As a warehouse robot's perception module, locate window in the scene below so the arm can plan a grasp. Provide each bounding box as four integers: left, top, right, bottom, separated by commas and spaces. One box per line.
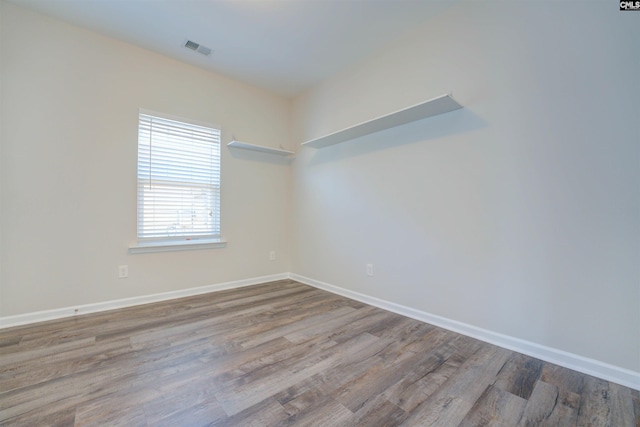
131, 110, 223, 253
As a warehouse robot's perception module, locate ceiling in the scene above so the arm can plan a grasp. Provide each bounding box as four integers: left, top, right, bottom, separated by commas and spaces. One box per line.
9, 0, 455, 98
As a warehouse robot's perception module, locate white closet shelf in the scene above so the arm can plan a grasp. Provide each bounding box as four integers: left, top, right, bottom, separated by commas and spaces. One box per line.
227, 140, 294, 156
302, 93, 463, 149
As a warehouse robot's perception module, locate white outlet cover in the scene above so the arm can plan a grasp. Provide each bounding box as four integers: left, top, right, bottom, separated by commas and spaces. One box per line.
118, 265, 129, 279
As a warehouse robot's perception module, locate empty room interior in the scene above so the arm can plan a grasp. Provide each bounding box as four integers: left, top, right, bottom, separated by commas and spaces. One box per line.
1, 0, 639, 425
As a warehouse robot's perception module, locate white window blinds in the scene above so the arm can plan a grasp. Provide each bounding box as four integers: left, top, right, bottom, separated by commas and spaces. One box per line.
137, 111, 221, 242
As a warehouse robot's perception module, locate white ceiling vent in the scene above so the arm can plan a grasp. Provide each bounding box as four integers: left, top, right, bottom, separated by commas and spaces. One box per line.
184, 40, 212, 56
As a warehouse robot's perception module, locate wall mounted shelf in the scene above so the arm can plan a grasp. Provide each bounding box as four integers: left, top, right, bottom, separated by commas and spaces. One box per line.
227, 140, 294, 156
301, 93, 463, 149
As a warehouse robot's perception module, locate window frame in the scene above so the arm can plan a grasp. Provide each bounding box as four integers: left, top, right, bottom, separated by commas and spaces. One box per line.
129, 109, 226, 254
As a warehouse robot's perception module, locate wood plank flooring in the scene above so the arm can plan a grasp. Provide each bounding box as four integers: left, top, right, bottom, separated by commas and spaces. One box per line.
1, 280, 638, 426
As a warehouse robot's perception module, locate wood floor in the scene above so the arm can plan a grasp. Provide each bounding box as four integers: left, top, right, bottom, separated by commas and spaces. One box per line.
1, 280, 638, 426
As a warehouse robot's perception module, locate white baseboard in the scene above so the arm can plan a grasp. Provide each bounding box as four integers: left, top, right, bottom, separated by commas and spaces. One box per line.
2, 271, 637, 391
0, 273, 289, 329
290, 273, 640, 391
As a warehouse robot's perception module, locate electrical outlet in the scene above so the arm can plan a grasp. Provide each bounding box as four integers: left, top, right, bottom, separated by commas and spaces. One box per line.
366, 263, 374, 277
269, 251, 276, 261
118, 265, 129, 279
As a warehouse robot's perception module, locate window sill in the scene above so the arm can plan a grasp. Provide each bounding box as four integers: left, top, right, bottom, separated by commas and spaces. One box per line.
129, 238, 227, 254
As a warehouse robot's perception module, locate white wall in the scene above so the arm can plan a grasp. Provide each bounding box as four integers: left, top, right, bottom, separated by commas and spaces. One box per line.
0, 1, 4, 317
291, 1, 640, 373
0, 0, 5, 320
0, 2, 291, 316
1, 0, 638, 381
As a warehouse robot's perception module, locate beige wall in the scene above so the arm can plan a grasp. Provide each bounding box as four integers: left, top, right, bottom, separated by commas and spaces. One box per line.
291, 1, 640, 372
1, 0, 638, 377
0, 2, 292, 316
0, 1, 3, 317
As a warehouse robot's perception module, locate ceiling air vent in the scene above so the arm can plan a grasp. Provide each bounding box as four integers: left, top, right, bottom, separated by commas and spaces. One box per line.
184, 40, 212, 56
